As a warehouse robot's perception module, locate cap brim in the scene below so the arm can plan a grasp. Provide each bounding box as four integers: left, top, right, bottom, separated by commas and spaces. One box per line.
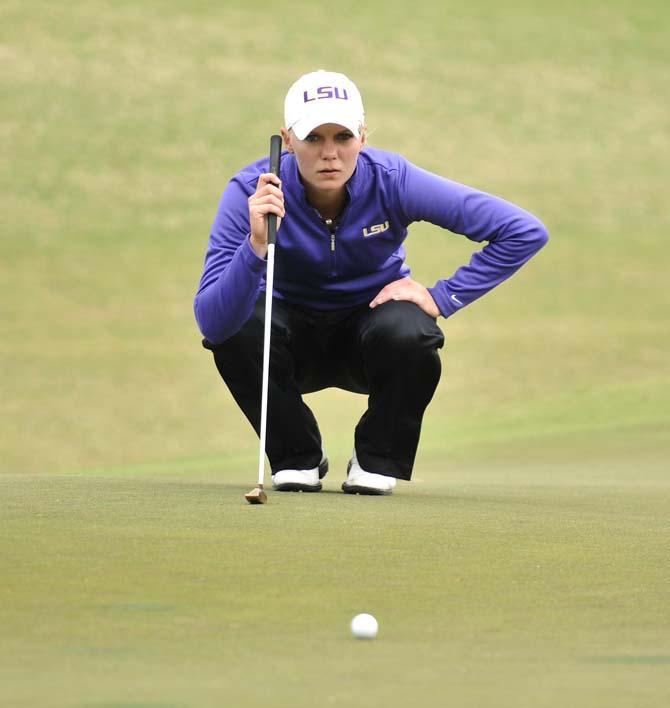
289, 105, 363, 140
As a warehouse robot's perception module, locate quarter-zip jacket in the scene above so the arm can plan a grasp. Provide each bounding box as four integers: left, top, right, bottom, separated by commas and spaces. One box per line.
195, 147, 548, 344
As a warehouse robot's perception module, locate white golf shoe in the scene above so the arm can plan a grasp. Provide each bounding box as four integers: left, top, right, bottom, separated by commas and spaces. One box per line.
341, 451, 397, 496
272, 456, 328, 492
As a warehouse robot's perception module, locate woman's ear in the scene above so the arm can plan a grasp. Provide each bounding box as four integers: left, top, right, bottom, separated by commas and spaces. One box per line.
280, 128, 294, 153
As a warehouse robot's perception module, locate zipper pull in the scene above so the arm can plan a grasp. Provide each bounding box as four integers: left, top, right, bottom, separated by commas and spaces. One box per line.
324, 218, 336, 252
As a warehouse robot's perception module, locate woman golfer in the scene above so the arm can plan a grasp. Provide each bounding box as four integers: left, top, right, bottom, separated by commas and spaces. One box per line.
194, 70, 548, 495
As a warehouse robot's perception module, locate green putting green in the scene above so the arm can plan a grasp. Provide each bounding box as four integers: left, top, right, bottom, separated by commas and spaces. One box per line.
2, 454, 669, 707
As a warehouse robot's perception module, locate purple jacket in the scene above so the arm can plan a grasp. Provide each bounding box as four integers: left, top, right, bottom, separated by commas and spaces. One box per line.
195, 147, 548, 344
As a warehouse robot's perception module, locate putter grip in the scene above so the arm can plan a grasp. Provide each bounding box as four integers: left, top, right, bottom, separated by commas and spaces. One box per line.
267, 134, 282, 246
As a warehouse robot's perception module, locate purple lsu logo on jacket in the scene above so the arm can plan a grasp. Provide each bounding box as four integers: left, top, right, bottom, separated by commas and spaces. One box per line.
363, 221, 390, 238
303, 86, 349, 103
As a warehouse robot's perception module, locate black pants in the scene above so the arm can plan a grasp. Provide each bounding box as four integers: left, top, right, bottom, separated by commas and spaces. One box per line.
204, 297, 444, 480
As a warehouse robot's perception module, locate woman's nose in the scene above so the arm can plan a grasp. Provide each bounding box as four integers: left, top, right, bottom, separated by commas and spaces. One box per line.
321, 140, 337, 158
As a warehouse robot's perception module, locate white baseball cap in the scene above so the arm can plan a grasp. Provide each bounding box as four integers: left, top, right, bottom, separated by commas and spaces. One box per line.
284, 70, 365, 140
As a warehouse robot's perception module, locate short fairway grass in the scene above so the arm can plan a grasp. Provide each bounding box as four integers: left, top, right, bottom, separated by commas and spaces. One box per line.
2, 0, 669, 705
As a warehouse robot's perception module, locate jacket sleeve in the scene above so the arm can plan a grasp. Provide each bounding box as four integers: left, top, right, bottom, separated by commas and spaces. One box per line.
193, 175, 266, 344
396, 158, 549, 318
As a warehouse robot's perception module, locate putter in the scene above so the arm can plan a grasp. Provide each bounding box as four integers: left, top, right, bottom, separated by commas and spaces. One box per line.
245, 134, 283, 505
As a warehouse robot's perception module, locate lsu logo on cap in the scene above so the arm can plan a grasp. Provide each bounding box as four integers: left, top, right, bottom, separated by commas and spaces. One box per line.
303, 86, 350, 103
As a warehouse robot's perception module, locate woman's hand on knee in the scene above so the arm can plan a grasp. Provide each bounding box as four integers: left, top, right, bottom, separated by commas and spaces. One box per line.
369, 278, 440, 318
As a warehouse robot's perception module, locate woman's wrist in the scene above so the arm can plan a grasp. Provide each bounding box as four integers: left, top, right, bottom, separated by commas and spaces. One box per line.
249, 234, 268, 259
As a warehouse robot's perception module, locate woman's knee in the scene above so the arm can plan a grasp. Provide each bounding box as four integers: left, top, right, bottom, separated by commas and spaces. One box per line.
360, 301, 444, 355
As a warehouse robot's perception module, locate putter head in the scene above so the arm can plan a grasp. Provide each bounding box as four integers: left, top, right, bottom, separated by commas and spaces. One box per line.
244, 486, 267, 505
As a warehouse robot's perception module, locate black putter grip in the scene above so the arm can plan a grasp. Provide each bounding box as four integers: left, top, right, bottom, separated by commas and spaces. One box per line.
267, 134, 282, 245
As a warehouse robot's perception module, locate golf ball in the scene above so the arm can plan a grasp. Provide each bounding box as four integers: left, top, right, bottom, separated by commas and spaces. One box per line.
350, 613, 378, 639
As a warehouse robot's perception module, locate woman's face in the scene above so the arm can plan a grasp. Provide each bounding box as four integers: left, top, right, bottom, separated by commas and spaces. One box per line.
282, 123, 366, 198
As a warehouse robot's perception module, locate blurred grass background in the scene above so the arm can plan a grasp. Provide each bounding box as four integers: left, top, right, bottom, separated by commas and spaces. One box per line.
1, 0, 668, 476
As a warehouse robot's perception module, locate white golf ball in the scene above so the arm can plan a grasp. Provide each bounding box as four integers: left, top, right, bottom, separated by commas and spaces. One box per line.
350, 613, 378, 639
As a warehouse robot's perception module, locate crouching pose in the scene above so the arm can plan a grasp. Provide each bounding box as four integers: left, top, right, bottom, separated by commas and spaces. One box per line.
194, 70, 548, 495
